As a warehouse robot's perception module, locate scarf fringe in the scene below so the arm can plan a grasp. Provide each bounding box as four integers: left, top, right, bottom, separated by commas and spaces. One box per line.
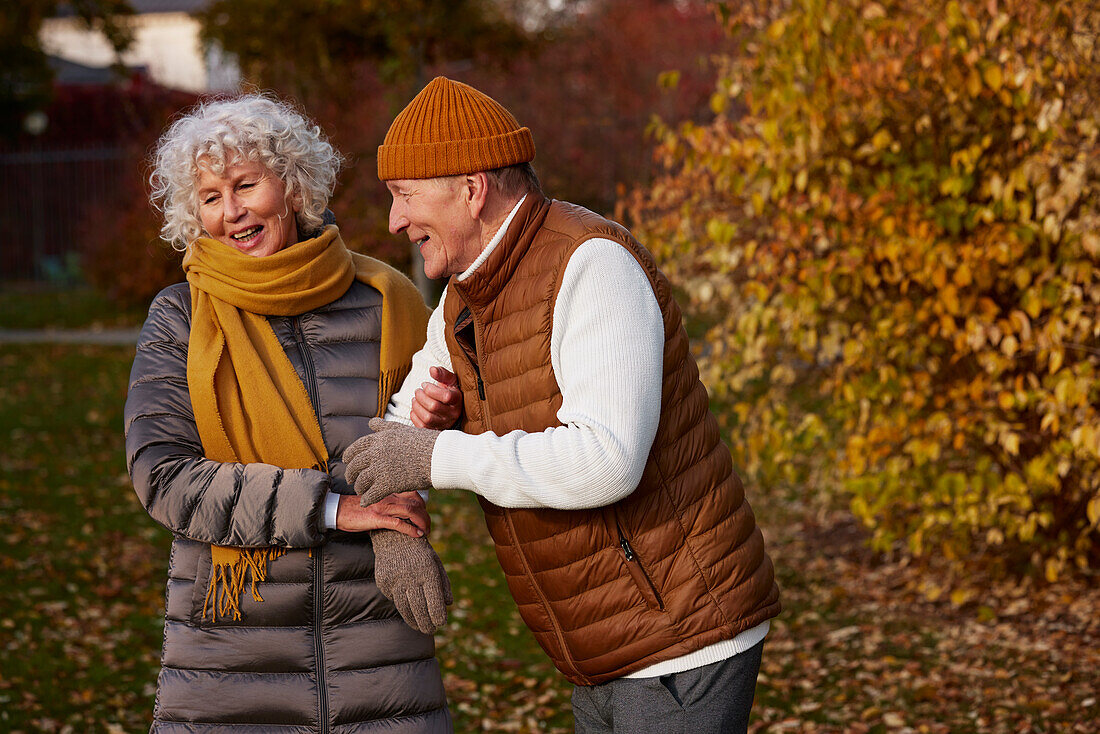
203, 547, 288, 622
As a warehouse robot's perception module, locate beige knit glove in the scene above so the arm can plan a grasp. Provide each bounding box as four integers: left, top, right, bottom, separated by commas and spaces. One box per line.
344, 418, 440, 506
370, 528, 453, 634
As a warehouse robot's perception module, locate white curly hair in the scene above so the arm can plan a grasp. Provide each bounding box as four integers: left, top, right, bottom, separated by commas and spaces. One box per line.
149, 93, 342, 251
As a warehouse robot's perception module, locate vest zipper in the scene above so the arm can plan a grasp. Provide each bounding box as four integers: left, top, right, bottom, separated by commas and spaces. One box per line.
285, 316, 330, 732
455, 305, 489, 410
615, 522, 665, 611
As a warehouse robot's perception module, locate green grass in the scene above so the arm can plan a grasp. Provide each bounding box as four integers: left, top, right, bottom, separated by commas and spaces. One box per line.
0, 344, 165, 733
2, 333, 1095, 733
0, 285, 147, 330
0, 342, 571, 733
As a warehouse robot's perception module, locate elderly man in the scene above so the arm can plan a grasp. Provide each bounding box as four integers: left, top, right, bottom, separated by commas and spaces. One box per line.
345, 76, 780, 734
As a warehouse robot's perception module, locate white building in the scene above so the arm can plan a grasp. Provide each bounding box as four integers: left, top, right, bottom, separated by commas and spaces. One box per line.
40, 0, 239, 93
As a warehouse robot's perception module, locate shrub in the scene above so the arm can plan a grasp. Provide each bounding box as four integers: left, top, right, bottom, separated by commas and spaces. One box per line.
79, 148, 184, 309
628, 0, 1100, 583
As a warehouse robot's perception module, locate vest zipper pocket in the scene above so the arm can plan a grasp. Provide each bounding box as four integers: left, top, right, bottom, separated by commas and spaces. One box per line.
616, 524, 665, 611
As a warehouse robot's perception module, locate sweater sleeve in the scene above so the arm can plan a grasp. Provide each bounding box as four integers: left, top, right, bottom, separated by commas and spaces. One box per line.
429, 239, 664, 509
384, 286, 455, 427
124, 286, 331, 548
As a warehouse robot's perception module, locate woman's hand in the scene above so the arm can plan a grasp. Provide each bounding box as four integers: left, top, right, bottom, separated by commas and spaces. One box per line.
335, 491, 430, 537
410, 366, 463, 430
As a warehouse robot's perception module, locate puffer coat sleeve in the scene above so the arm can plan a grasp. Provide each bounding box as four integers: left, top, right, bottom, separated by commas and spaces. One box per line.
126, 283, 329, 549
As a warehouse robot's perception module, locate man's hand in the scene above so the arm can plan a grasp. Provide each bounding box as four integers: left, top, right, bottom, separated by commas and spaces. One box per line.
344, 417, 439, 506
411, 366, 463, 430
371, 529, 453, 634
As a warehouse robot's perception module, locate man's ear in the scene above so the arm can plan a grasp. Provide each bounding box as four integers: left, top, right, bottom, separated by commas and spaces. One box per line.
463, 172, 490, 219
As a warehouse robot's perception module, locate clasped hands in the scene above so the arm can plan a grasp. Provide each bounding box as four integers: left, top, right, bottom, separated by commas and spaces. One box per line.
343, 366, 460, 636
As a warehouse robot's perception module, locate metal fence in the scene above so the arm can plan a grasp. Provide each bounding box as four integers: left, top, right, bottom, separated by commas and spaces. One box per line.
0, 145, 133, 283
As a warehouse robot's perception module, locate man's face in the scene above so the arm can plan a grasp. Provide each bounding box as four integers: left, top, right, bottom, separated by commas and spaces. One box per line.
387, 177, 481, 280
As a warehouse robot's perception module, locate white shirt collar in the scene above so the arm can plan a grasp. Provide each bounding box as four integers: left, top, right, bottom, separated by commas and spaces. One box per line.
456, 195, 527, 282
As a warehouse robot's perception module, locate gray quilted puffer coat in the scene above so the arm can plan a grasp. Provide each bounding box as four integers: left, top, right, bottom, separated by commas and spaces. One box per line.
125, 281, 452, 733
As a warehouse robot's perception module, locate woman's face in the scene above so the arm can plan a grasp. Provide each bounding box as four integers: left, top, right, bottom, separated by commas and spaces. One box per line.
196, 158, 299, 257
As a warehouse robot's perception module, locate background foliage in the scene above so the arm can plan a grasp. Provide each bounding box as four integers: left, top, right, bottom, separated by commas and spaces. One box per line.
6, 1, 1100, 729
629, 0, 1100, 589
0, 0, 134, 140
64, 0, 729, 304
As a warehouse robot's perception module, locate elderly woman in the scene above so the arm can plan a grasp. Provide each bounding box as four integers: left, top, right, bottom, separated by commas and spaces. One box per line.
124, 94, 454, 732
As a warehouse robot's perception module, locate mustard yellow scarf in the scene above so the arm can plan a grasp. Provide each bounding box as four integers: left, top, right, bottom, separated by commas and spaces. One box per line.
182, 225, 429, 621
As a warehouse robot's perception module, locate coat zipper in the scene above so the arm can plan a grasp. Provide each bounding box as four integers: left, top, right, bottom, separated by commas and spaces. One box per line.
287, 316, 330, 733
313, 545, 328, 733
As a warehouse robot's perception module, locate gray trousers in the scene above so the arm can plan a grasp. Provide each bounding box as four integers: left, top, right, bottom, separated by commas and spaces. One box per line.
571, 640, 765, 734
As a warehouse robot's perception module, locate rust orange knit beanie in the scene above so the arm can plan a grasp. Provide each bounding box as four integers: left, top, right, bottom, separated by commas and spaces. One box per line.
377, 76, 535, 181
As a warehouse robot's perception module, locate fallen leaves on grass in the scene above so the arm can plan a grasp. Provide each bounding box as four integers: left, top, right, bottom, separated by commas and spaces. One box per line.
752, 506, 1100, 733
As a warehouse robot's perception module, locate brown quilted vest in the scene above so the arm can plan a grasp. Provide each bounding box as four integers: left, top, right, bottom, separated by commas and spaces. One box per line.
442, 195, 780, 685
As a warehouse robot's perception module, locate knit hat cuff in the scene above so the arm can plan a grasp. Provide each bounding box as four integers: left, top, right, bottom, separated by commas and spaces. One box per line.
378, 127, 535, 180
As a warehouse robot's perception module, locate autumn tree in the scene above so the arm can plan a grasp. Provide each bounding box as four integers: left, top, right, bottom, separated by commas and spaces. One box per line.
629, 0, 1100, 587
0, 0, 134, 140
464, 0, 730, 214
198, 0, 528, 106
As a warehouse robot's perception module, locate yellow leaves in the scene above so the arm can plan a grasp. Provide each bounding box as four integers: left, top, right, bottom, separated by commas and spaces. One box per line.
769, 364, 797, 385
1021, 289, 1042, 319
966, 68, 983, 98
1008, 309, 1032, 341
982, 64, 1004, 92
657, 70, 681, 90
843, 338, 863, 366
1052, 371, 1087, 407
705, 217, 738, 247
932, 265, 948, 289
1087, 496, 1100, 527
904, 437, 942, 465
1070, 425, 1100, 458
871, 129, 893, 151
795, 168, 809, 192
950, 587, 978, 606
940, 285, 961, 316
765, 17, 789, 41
1048, 347, 1064, 374
632, 0, 1100, 586
710, 92, 728, 115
